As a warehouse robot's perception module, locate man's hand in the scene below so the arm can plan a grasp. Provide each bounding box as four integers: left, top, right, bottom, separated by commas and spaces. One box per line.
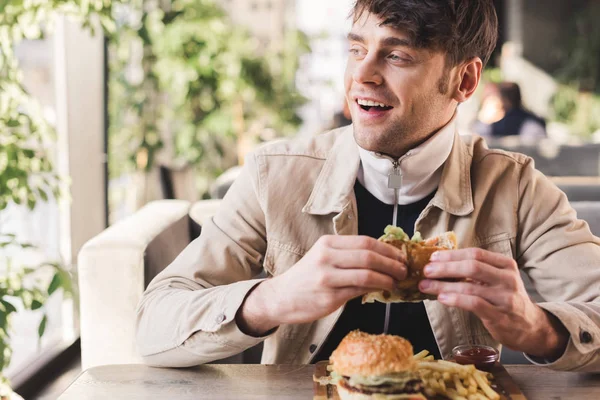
236, 235, 406, 337
419, 248, 569, 359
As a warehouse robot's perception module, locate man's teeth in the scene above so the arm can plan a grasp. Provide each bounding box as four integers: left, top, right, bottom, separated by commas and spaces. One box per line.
357, 99, 389, 108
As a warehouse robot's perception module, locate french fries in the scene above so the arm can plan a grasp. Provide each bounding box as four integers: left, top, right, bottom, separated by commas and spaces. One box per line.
412, 350, 500, 400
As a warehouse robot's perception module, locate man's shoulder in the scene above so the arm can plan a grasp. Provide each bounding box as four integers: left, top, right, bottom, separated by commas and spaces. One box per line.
253, 125, 352, 160
462, 134, 531, 167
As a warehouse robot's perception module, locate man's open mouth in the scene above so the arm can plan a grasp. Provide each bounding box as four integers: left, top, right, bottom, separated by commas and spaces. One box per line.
357, 99, 393, 112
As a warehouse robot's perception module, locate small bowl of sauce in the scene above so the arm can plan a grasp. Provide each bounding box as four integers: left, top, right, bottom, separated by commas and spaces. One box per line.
451, 345, 499, 371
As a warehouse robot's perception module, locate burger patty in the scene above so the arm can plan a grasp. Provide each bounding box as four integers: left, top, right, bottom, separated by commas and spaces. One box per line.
339, 377, 424, 395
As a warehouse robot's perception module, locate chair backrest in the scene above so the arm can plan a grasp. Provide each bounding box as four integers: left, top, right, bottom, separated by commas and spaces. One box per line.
78, 200, 192, 370
492, 142, 600, 177
557, 182, 600, 202
210, 166, 242, 199
571, 201, 600, 236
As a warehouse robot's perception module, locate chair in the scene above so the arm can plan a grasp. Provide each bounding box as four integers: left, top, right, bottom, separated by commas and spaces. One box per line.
556, 180, 600, 202
571, 202, 600, 234
78, 199, 263, 370
491, 142, 600, 177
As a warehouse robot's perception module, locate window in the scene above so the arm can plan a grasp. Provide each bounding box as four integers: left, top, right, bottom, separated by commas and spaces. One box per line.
3, 17, 106, 388
2, 35, 74, 383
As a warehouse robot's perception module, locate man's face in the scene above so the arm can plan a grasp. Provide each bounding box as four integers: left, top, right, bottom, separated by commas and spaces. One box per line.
345, 13, 458, 157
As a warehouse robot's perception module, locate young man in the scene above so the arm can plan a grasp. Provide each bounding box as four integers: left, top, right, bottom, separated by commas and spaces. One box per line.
136, 0, 600, 372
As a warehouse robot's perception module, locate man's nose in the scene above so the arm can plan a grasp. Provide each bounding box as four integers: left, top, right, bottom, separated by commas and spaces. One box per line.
352, 54, 383, 85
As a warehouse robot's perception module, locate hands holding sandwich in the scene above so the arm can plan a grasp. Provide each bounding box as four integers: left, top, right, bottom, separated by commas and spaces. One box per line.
237, 230, 568, 360
419, 248, 569, 360
236, 235, 407, 335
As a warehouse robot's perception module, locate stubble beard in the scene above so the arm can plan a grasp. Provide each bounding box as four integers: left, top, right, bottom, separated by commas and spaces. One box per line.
351, 68, 451, 157
353, 115, 419, 158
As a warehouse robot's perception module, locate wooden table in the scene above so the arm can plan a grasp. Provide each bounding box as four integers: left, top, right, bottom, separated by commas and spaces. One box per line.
58, 364, 600, 400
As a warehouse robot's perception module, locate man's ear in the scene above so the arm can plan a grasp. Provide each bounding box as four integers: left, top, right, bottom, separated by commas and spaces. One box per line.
452, 57, 482, 103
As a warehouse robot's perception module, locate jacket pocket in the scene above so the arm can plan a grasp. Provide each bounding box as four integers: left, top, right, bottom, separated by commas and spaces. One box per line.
264, 239, 306, 275
477, 233, 514, 258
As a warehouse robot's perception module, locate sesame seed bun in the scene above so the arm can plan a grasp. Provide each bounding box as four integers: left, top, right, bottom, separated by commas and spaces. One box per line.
330, 331, 416, 377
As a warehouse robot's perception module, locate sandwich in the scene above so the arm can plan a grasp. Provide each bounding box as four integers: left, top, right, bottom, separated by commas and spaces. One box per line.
329, 330, 426, 400
363, 226, 457, 303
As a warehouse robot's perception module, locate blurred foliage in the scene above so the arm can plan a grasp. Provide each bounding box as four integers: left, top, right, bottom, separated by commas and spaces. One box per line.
549, 3, 600, 139
108, 0, 309, 193
0, 244, 74, 386
0, 0, 117, 388
553, 3, 600, 95
551, 84, 600, 139
481, 67, 502, 85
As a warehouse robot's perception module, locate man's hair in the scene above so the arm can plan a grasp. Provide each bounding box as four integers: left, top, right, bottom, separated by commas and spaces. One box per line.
498, 82, 522, 110
352, 0, 499, 67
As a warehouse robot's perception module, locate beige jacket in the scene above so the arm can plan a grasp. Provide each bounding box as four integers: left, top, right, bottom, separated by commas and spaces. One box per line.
136, 126, 600, 372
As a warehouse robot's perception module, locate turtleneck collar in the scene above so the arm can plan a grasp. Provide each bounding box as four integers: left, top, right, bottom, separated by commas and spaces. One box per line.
357, 115, 456, 205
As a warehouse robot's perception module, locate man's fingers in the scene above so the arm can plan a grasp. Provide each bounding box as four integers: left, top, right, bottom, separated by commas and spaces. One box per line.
419, 280, 506, 307
335, 287, 373, 301
320, 235, 406, 262
423, 260, 506, 284
329, 249, 407, 281
437, 292, 497, 321
325, 268, 396, 292
430, 248, 517, 270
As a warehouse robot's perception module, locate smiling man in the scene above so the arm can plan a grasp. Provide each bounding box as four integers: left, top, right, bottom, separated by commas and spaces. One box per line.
136, 0, 600, 372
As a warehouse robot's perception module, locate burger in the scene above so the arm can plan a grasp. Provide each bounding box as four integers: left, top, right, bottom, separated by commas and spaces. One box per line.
329, 330, 426, 399
363, 226, 457, 303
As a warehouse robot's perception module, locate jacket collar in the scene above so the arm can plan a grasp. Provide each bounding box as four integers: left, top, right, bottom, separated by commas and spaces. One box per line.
431, 131, 474, 216
302, 125, 360, 215
302, 125, 474, 216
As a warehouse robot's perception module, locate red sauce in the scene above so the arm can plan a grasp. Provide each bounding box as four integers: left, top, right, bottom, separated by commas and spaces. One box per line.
452, 345, 499, 371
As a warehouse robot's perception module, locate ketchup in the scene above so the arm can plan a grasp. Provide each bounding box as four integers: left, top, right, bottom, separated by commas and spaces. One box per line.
452, 345, 499, 371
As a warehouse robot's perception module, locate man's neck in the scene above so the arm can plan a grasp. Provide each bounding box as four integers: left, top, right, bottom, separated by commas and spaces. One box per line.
356, 115, 456, 205
378, 114, 457, 159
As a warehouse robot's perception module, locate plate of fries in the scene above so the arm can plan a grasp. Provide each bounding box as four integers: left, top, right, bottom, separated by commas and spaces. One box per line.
413, 349, 511, 400
313, 350, 526, 400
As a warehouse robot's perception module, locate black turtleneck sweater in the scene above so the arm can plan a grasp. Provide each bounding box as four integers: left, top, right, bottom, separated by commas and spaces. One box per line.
312, 180, 441, 362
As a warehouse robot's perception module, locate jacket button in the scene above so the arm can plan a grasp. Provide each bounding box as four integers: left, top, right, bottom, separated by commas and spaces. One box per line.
216, 313, 226, 324
309, 344, 317, 353
580, 330, 593, 344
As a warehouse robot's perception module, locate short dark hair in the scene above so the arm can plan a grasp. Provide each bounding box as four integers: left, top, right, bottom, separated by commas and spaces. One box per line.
498, 82, 522, 110
352, 0, 499, 67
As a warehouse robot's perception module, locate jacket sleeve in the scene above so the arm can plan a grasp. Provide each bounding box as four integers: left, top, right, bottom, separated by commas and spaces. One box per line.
517, 157, 600, 371
135, 153, 275, 367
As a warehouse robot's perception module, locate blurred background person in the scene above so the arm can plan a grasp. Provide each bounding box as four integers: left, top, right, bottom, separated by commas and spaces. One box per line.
473, 82, 547, 142
471, 82, 505, 137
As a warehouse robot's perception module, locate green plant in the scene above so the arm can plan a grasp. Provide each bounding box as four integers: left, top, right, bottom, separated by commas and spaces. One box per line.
554, 3, 600, 94
108, 0, 309, 196
548, 3, 600, 139
0, 0, 119, 392
0, 241, 73, 389
550, 84, 600, 140
481, 66, 502, 85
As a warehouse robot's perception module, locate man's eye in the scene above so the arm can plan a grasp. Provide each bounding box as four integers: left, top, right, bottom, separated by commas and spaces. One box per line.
349, 47, 365, 57
389, 54, 407, 62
